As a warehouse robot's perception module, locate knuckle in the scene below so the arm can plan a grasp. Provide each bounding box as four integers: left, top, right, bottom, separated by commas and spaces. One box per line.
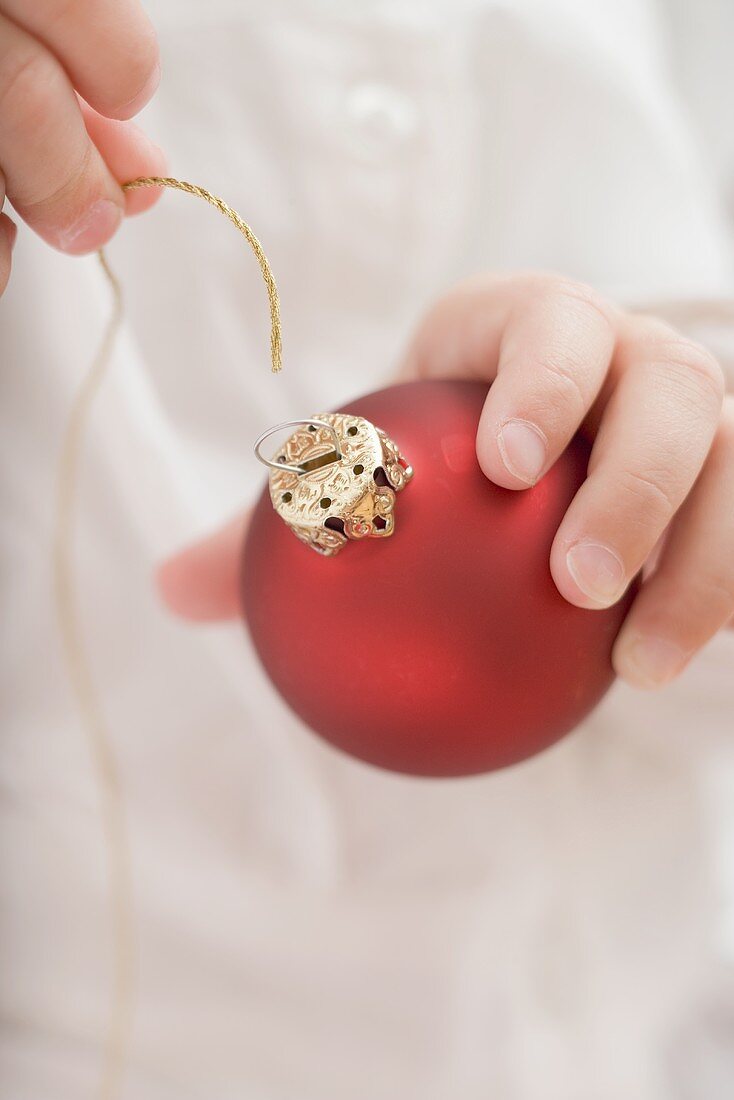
0, 47, 57, 126
655, 338, 725, 409
534, 280, 616, 406
626, 313, 676, 343
551, 278, 616, 334
618, 466, 678, 522
537, 346, 591, 412
507, 272, 615, 330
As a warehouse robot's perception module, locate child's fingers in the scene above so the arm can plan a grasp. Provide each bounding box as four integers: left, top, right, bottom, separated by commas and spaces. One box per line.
0, 164, 15, 291
475, 278, 616, 487
612, 397, 734, 687
1, 0, 160, 120
157, 513, 250, 623
0, 12, 125, 252
0, 210, 16, 294
79, 101, 166, 217
550, 319, 725, 609
400, 273, 619, 487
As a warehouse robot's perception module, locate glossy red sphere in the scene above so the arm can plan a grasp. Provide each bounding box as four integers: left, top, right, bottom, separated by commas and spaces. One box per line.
243, 379, 631, 777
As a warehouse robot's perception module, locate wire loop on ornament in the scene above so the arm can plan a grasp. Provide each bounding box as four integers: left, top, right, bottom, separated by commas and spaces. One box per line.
254, 418, 343, 474
53, 176, 282, 1100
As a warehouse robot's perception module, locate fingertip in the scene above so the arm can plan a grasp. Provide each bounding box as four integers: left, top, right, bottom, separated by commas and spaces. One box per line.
155, 555, 191, 619
549, 544, 588, 609
0, 213, 16, 294
1, 213, 18, 250
475, 414, 539, 491
496, 418, 548, 486
394, 348, 418, 382
79, 101, 168, 216
155, 552, 242, 623
113, 58, 161, 122
549, 537, 628, 611
56, 197, 123, 255
123, 139, 168, 216
612, 632, 690, 690
155, 515, 249, 623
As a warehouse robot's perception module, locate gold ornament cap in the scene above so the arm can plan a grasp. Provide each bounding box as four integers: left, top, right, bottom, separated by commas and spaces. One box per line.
254, 414, 413, 555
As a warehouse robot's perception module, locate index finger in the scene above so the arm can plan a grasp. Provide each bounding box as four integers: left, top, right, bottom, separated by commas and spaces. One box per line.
0, 13, 162, 252
2, 0, 160, 119
402, 273, 617, 487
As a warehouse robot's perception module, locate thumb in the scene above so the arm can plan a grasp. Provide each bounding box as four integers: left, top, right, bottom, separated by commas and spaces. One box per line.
156, 511, 250, 622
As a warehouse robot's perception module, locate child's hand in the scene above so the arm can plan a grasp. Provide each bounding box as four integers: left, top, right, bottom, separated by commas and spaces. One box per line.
159, 274, 734, 691
0, 0, 165, 296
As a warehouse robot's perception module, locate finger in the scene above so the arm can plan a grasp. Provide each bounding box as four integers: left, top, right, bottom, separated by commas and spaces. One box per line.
2, 0, 159, 120
476, 278, 616, 488
399, 274, 617, 487
0, 13, 124, 252
0, 162, 16, 289
551, 319, 725, 609
612, 397, 734, 687
79, 100, 166, 217
0, 210, 16, 294
157, 513, 250, 623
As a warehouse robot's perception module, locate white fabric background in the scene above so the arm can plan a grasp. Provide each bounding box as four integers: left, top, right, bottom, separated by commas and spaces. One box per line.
1, 1, 734, 1097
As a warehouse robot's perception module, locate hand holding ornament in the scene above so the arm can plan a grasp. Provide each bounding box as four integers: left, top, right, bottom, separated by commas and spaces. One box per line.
159, 273, 734, 773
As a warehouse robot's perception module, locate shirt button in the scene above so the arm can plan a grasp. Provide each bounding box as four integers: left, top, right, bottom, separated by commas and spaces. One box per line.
342, 82, 418, 160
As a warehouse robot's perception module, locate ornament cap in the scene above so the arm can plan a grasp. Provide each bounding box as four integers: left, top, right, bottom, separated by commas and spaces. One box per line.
255, 413, 413, 555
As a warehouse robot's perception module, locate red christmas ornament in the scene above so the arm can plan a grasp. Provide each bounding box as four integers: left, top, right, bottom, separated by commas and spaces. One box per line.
243, 379, 632, 777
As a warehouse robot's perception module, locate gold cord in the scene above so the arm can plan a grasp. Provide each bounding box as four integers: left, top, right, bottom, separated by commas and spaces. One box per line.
122, 177, 282, 373
53, 178, 282, 1100
53, 250, 131, 1100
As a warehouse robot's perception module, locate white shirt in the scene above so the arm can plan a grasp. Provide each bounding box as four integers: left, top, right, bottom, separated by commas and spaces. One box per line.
1, 2, 734, 1097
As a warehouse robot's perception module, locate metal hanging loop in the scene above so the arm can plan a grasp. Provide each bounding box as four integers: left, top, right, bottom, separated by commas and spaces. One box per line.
253, 418, 343, 475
